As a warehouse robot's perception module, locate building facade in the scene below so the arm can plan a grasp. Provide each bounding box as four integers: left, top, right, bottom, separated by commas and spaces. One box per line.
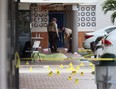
19, 0, 115, 51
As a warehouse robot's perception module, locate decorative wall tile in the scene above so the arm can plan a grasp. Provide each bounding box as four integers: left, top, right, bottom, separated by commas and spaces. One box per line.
81, 12, 85, 16
86, 17, 90, 21
81, 17, 85, 21
81, 7, 85, 11
81, 22, 85, 26
92, 22, 96, 27
30, 5, 48, 32
77, 5, 96, 28
86, 22, 91, 27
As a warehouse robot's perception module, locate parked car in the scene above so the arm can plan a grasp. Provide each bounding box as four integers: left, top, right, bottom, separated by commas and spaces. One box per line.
94, 29, 116, 66
90, 36, 104, 58
101, 29, 116, 58
83, 26, 116, 49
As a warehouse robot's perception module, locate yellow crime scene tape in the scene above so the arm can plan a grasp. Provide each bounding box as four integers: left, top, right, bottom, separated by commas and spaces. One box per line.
20, 57, 72, 61
84, 58, 116, 61
20, 53, 70, 61
15, 52, 20, 68
79, 49, 116, 61
81, 54, 116, 61
15, 48, 116, 68
20, 55, 116, 61
78, 49, 92, 53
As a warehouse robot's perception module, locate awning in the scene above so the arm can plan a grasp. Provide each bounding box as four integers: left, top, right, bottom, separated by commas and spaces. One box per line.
20, 0, 97, 4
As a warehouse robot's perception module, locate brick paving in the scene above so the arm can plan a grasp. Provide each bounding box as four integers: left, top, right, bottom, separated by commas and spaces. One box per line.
19, 48, 97, 89
19, 62, 97, 89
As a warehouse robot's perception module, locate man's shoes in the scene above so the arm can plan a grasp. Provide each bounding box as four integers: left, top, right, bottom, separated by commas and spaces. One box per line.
55, 51, 59, 53
52, 51, 59, 53
67, 50, 72, 53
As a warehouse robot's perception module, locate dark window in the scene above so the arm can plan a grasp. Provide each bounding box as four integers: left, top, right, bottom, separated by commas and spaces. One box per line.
105, 27, 116, 34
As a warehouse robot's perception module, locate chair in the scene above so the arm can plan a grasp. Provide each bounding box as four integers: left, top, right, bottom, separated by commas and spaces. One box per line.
32, 40, 41, 60
22, 41, 32, 58
32, 40, 40, 50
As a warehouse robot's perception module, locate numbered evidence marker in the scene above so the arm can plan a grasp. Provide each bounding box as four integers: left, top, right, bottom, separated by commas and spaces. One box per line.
48, 71, 53, 76
80, 72, 84, 76
56, 70, 60, 75
92, 66, 95, 71
89, 62, 94, 66
26, 61, 29, 65
29, 67, 33, 72
59, 64, 64, 68
56, 68, 60, 75
76, 65, 80, 71
69, 62, 73, 67
68, 76, 72, 80
75, 78, 79, 84
68, 62, 74, 71
71, 70, 77, 75
80, 62, 84, 67
47, 66, 51, 71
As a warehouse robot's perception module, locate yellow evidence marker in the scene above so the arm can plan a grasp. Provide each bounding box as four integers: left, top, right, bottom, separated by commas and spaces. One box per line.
26, 61, 29, 65
59, 64, 64, 68
76, 65, 80, 70
29, 67, 33, 72
68, 76, 72, 80
47, 66, 51, 71
80, 62, 84, 66
69, 62, 73, 67
71, 66, 75, 71
67, 63, 74, 71
56, 68, 60, 75
48, 71, 53, 76
80, 72, 84, 76
72, 70, 77, 75
56, 70, 60, 75
89, 62, 94, 66
75, 78, 79, 84
92, 66, 95, 71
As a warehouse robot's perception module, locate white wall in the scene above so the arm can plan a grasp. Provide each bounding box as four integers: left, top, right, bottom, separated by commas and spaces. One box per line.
96, 0, 115, 31
19, 1, 116, 32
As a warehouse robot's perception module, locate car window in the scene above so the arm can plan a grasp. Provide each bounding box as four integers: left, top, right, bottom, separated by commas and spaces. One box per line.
105, 27, 116, 34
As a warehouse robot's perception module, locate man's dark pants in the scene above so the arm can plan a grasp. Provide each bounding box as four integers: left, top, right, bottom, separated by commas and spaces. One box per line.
48, 32, 58, 53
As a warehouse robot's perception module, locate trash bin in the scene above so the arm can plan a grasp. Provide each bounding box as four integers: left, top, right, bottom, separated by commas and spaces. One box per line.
96, 65, 116, 89
95, 53, 116, 89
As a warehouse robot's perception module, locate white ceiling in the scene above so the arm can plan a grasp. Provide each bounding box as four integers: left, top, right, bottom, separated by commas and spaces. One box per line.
20, 0, 97, 4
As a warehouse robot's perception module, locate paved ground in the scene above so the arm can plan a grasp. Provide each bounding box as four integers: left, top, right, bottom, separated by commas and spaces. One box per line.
19, 60, 97, 89
19, 48, 97, 89
20, 73, 96, 89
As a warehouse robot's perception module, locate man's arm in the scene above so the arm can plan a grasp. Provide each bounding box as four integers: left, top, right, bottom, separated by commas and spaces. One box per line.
65, 28, 72, 38
54, 23, 59, 37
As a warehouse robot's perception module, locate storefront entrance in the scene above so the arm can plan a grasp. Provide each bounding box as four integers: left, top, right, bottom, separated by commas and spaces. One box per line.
49, 11, 64, 47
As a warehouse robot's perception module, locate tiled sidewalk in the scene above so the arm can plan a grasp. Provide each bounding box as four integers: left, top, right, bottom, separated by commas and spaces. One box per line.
19, 48, 97, 89
20, 73, 96, 89
19, 63, 97, 89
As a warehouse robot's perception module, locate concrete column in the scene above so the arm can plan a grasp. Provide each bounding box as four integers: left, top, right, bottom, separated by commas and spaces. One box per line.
0, 0, 8, 89
64, 5, 78, 53
72, 10, 78, 53
64, 5, 73, 28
